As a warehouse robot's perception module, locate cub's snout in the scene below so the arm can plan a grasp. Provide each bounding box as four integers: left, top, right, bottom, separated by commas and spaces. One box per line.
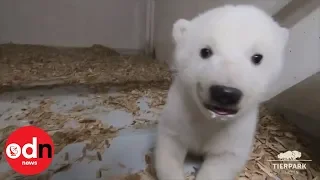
209, 85, 243, 106
201, 85, 242, 116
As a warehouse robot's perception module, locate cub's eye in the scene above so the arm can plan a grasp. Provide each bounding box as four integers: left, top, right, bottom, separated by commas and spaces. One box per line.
251, 53, 263, 65
200, 47, 213, 59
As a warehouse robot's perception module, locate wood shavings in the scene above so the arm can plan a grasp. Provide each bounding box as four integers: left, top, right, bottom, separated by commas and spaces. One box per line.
99, 84, 168, 115
51, 122, 118, 154
247, 106, 320, 180
6, 96, 120, 155
132, 119, 158, 129
256, 161, 280, 180
15, 102, 116, 154
0, 43, 171, 91
104, 94, 140, 114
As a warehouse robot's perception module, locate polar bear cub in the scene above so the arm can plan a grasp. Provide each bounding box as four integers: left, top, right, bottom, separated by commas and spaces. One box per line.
155, 4, 289, 180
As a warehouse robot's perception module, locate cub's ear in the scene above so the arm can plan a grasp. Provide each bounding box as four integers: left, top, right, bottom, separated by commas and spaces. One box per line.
279, 27, 290, 46
172, 19, 190, 44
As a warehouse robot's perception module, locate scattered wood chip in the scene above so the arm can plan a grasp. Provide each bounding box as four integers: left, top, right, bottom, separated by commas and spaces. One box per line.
70, 105, 87, 112
97, 151, 102, 161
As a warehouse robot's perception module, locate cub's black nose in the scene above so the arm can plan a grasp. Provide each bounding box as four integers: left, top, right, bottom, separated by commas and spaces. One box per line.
209, 85, 242, 106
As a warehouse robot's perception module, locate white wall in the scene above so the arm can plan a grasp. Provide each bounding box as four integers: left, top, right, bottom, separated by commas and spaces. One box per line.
154, 0, 291, 64
265, 5, 320, 137
0, 0, 149, 53
266, 6, 320, 99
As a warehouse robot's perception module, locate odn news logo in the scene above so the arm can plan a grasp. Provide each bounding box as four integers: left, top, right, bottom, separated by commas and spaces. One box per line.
5, 126, 54, 176
6, 137, 53, 166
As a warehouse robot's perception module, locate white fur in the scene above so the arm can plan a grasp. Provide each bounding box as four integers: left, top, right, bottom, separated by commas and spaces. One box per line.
155, 5, 289, 180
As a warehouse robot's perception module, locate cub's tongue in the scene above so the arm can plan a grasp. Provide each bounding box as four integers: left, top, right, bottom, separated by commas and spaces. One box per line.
214, 110, 230, 115
212, 106, 234, 115
204, 103, 238, 115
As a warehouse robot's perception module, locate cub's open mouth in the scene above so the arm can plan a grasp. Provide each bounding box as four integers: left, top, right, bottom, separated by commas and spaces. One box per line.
196, 83, 239, 116
203, 103, 238, 115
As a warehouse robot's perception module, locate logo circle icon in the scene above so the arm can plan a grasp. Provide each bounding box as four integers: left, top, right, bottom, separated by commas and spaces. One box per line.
5, 126, 54, 176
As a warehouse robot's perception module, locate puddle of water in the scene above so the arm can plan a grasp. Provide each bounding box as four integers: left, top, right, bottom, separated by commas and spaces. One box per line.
96, 110, 133, 128
136, 97, 149, 111
51, 160, 101, 180
50, 143, 102, 180
100, 128, 156, 177
50, 128, 158, 179
50, 95, 99, 114
135, 97, 158, 122
50, 143, 86, 166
